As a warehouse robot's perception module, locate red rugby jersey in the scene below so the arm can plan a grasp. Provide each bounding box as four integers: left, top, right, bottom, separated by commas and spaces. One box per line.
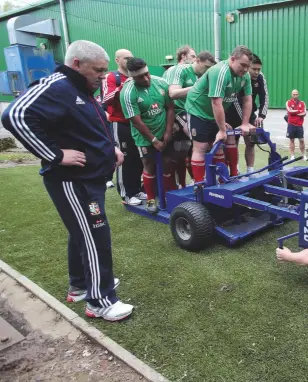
286, 99, 306, 126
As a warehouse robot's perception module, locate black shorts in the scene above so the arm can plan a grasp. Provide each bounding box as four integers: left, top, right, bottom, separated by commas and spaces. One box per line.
188, 114, 218, 143
287, 124, 304, 139
226, 111, 257, 143
137, 141, 174, 159
225, 108, 242, 129
226, 106, 257, 128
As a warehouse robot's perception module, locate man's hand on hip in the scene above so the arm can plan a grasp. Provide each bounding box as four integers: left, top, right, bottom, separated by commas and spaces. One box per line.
115, 146, 124, 166
60, 150, 86, 167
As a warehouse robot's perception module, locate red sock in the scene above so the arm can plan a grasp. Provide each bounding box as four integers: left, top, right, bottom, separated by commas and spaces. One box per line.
191, 160, 205, 182
185, 157, 194, 181
176, 158, 187, 188
213, 152, 227, 165
163, 173, 177, 192
212, 152, 227, 183
143, 172, 156, 200
224, 145, 238, 176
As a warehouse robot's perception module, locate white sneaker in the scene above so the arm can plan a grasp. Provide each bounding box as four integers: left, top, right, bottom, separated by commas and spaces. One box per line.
134, 192, 147, 200
114, 277, 120, 289
290, 156, 295, 160
126, 196, 142, 206
304, 156, 308, 161
106, 181, 114, 188
85, 301, 134, 321
249, 173, 261, 179
67, 278, 120, 303
238, 176, 250, 182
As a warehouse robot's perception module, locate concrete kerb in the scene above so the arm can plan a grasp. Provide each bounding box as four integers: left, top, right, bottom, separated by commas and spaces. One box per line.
0, 260, 170, 382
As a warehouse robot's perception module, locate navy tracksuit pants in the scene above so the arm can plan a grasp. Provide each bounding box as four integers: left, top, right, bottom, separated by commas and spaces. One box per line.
43, 175, 117, 307
113, 121, 143, 199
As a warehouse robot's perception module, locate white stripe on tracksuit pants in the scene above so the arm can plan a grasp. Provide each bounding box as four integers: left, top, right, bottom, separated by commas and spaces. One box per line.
43, 176, 117, 308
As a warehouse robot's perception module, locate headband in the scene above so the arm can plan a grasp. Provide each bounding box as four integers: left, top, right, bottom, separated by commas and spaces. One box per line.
128, 66, 149, 77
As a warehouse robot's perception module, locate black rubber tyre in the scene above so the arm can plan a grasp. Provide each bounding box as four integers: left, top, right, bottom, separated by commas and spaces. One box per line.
170, 202, 214, 251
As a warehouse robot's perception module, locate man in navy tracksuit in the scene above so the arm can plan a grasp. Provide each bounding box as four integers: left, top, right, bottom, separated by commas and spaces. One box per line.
1, 40, 133, 321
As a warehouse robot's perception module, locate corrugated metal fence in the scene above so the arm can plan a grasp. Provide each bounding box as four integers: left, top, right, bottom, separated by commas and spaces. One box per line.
0, 0, 306, 107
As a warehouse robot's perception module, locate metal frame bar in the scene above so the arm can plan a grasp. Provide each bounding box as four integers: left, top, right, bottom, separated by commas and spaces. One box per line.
263, 184, 301, 200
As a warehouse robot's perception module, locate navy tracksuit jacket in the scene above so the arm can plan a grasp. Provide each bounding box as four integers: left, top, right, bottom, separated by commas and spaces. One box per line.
1, 65, 119, 307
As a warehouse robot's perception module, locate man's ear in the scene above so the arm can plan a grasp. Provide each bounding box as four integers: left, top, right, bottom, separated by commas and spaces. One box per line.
72, 58, 81, 70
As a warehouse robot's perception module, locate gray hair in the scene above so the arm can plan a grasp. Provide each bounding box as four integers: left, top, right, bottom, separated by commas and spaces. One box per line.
64, 40, 110, 65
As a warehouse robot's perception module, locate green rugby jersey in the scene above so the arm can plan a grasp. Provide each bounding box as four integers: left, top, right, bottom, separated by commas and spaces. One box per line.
164, 64, 198, 115
185, 60, 252, 120
120, 76, 171, 146
162, 65, 178, 82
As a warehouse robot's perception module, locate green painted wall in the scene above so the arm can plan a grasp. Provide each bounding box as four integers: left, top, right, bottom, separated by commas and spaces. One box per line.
0, 0, 303, 107
222, 0, 308, 107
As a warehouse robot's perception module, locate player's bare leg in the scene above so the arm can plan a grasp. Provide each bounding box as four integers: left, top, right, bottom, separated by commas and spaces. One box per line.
299, 138, 307, 160
162, 154, 177, 192
243, 135, 255, 173
289, 138, 295, 159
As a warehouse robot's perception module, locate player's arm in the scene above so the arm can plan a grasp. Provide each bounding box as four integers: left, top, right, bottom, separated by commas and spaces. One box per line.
129, 116, 164, 152
211, 98, 229, 144
297, 102, 306, 116
164, 101, 175, 144
211, 98, 227, 132
258, 73, 269, 120
286, 100, 298, 113
169, 85, 193, 100
241, 74, 253, 125
238, 74, 254, 134
162, 79, 175, 143
102, 73, 121, 105
208, 67, 228, 134
120, 84, 152, 139
120, 86, 164, 150
129, 115, 155, 141
241, 95, 253, 125
168, 65, 192, 99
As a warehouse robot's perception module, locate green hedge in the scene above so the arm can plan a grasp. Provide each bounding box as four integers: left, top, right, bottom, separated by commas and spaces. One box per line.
0, 137, 16, 152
